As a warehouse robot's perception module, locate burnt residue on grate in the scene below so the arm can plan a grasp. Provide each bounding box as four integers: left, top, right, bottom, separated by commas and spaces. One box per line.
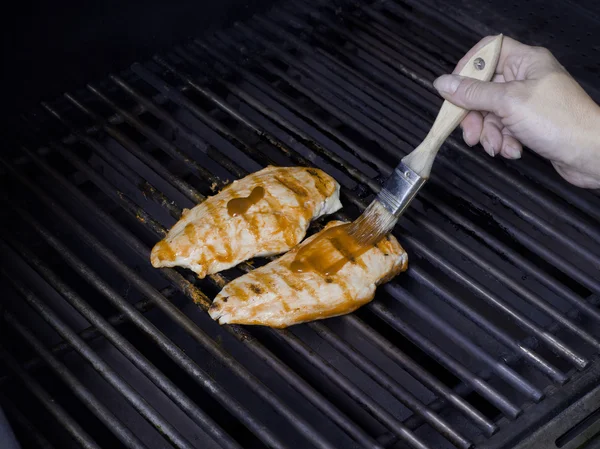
1, 0, 600, 448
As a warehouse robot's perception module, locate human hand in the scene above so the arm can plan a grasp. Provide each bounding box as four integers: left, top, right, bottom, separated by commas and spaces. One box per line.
433, 35, 600, 188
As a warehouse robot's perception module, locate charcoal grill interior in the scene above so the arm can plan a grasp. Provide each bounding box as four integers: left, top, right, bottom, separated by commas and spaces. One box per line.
1, 1, 600, 448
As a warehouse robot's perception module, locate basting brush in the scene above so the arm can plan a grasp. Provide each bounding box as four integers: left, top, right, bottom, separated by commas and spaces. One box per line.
347, 34, 504, 245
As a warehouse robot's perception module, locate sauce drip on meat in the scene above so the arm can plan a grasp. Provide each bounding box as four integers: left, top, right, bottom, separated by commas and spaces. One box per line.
290, 223, 372, 276
153, 240, 176, 262
227, 186, 265, 217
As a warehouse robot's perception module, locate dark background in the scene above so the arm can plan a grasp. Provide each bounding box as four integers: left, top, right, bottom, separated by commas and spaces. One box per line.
0, 0, 276, 114
1, 0, 599, 120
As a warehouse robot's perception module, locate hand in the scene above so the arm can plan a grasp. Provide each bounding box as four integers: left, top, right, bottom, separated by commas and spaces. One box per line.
433, 35, 600, 188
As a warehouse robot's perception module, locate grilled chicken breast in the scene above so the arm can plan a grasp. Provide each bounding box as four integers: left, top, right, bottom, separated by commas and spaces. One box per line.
150, 166, 342, 278
209, 220, 408, 327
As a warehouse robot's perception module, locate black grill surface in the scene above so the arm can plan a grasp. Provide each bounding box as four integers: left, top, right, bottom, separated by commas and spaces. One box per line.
1, 1, 600, 448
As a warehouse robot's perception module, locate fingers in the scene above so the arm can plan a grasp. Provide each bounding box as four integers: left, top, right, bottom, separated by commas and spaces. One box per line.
480, 113, 504, 157
499, 132, 522, 160
433, 75, 509, 115
460, 111, 483, 146
459, 111, 522, 160
456, 75, 504, 146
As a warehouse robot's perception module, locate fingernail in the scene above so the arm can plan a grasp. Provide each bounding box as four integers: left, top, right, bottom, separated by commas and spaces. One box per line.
504, 145, 522, 159
462, 130, 474, 147
482, 138, 495, 157
433, 75, 461, 95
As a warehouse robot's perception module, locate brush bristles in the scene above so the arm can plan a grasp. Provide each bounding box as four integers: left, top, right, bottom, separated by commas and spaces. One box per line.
347, 201, 398, 245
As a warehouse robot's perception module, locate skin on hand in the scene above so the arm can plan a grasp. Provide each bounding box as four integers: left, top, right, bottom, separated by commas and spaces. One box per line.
433, 35, 600, 188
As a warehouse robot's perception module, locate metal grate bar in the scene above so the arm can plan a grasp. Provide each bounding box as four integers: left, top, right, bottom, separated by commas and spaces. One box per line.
381, 0, 467, 56
1, 232, 243, 449
2, 274, 198, 449
309, 321, 473, 447
440, 178, 600, 295
383, 283, 545, 400
3, 311, 149, 449
109, 75, 261, 181
401, 235, 590, 369
0, 294, 157, 384
180, 43, 391, 185
405, 265, 568, 384
418, 192, 600, 321
343, 314, 499, 435
0, 347, 101, 449
46, 142, 174, 238
86, 84, 226, 191
366, 301, 522, 419
408, 211, 600, 350
62, 93, 204, 205
350, 8, 450, 72
42, 102, 183, 218
272, 330, 431, 449
509, 159, 600, 224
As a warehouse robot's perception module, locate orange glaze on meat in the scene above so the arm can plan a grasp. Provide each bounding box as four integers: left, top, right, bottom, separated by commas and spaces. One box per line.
209, 220, 407, 328
152, 240, 176, 262
290, 223, 371, 276
150, 166, 342, 278
227, 186, 265, 217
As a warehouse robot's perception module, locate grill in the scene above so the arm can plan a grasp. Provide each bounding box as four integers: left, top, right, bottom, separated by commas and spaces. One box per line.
1, 0, 600, 448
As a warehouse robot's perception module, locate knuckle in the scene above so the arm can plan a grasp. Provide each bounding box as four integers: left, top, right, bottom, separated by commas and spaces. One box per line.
461, 79, 481, 102
504, 82, 521, 99
531, 46, 554, 61
499, 83, 526, 115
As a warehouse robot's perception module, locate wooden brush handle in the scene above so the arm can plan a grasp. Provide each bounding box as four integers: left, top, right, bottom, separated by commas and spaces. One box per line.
402, 34, 503, 178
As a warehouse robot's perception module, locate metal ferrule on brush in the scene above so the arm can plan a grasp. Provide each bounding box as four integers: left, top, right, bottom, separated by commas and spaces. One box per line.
377, 162, 426, 217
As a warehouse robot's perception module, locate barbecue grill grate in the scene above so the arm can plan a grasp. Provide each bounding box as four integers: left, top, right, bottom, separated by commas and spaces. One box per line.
1, 0, 600, 448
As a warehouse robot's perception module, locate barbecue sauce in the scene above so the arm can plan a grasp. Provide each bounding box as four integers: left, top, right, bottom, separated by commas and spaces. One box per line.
184, 223, 197, 242
154, 240, 176, 262
227, 186, 265, 217
290, 223, 371, 276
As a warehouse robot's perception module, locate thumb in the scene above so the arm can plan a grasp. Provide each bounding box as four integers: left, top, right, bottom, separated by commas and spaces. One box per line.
433, 74, 508, 115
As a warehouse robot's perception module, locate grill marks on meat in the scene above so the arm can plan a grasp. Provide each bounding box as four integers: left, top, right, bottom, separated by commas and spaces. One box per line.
150, 166, 342, 278
209, 220, 408, 328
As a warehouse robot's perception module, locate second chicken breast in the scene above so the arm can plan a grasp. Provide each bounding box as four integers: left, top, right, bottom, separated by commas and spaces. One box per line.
209, 220, 408, 327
